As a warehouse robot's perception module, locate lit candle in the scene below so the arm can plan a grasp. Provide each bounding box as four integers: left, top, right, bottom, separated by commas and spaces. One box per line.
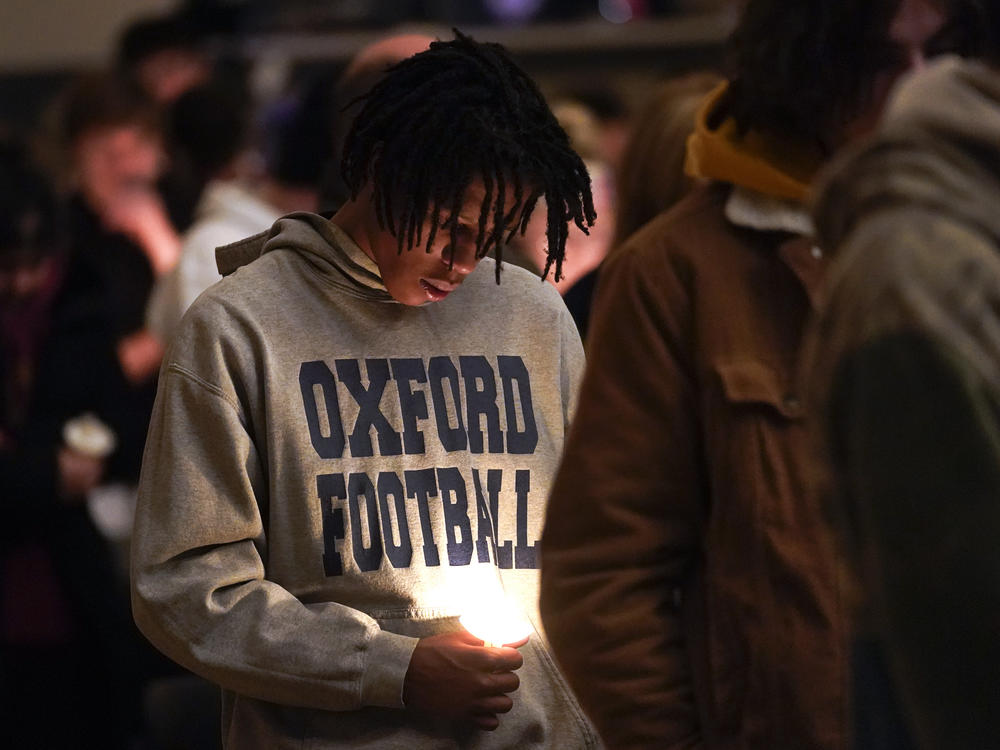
456, 571, 533, 650
459, 594, 532, 648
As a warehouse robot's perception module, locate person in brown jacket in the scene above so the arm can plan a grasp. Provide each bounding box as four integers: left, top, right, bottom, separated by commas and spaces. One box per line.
538, 1, 984, 748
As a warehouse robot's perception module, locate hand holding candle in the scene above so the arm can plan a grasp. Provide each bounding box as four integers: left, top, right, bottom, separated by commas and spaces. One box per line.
403, 630, 524, 730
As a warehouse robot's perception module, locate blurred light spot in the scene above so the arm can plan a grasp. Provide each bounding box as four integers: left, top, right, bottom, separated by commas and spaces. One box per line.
484, 0, 546, 23
599, 0, 634, 24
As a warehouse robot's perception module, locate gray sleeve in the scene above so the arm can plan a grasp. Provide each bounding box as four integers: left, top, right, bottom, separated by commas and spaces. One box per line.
131, 363, 418, 711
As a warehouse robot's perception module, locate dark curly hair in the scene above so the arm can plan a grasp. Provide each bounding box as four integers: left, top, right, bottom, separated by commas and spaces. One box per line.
724, 0, 990, 148
56, 72, 161, 151
341, 30, 596, 283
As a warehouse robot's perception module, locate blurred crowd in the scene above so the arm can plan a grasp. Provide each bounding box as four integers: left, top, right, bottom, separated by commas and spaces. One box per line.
0, 9, 357, 750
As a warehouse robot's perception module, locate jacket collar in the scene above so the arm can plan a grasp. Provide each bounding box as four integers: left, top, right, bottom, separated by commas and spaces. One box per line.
725, 186, 826, 309
725, 186, 814, 236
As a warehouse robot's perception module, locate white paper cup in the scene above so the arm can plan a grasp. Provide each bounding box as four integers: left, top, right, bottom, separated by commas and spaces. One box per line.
63, 413, 117, 459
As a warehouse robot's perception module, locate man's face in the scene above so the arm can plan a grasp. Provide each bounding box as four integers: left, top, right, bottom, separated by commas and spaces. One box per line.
840, 0, 948, 144
366, 178, 516, 306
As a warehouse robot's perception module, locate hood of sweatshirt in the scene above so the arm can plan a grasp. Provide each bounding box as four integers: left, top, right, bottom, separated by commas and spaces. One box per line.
815, 57, 1000, 254
216, 211, 396, 303
685, 82, 824, 203
807, 57, 1000, 414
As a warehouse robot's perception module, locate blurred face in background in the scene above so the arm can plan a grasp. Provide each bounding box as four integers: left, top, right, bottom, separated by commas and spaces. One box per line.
0, 254, 55, 307
838, 0, 947, 144
73, 123, 164, 219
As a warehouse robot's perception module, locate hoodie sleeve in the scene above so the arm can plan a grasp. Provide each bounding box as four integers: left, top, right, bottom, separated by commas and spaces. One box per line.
558, 299, 586, 429
131, 334, 418, 711
540, 235, 704, 750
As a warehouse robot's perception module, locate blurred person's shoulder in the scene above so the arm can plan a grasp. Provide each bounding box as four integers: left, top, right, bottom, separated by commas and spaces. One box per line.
605, 182, 735, 271
885, 55, 999, 129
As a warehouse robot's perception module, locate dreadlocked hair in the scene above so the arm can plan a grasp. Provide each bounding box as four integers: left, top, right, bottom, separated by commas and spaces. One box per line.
341, 29, 595, 283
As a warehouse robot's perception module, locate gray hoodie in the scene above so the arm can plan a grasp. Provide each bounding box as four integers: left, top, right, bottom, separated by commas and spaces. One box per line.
131, 212, 599, 749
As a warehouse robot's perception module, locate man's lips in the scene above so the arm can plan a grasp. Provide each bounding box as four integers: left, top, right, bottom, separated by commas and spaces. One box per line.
420, 278, 459, 300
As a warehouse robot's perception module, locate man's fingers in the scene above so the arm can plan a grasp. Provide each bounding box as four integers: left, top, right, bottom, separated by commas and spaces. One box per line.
402, 630, 525, 727
452, 628, 486, 646
469, 694, 515, 731
502, 635, 530, 649
485, 670, 519, 695
469, 645, 523, 672
473, 713, 500, 731
477, 694, 515, 715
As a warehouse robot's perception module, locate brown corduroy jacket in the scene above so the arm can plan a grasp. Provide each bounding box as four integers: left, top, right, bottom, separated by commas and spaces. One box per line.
540, 180, 847, 750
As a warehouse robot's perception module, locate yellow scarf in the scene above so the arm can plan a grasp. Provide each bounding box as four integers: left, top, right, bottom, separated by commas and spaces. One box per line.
684, 83, 823, 203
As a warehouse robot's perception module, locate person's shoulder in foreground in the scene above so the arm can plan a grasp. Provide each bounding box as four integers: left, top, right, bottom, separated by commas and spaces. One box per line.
131, 29, 602, 750
812, 53, 1000, 355
807, 40, 1000, 750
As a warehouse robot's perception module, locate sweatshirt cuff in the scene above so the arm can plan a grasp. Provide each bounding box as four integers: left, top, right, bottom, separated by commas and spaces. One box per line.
360, 629, 420, 708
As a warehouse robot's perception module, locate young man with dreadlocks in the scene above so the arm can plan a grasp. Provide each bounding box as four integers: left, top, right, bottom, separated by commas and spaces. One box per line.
130, 31, 599, 749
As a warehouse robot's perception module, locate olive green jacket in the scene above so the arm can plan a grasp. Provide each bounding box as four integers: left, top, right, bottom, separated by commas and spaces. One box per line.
808, 57, 1000, 750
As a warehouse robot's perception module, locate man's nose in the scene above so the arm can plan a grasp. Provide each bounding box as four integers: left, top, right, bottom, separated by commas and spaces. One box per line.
441, 244, 478, 275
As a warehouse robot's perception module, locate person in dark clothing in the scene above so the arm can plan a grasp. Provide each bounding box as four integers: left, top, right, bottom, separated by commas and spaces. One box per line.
56, 72, 180, 482
0, 137, 147, 750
